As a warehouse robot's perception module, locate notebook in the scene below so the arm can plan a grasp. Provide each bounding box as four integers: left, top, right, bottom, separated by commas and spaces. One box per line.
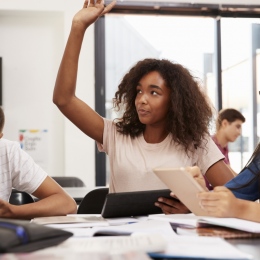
153, 167, 209, 216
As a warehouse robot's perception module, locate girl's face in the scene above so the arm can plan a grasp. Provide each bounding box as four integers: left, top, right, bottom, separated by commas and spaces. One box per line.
135, 71, 171, 127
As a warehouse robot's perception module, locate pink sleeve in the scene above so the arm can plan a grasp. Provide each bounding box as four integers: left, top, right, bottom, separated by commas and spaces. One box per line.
96, 118, 114, 154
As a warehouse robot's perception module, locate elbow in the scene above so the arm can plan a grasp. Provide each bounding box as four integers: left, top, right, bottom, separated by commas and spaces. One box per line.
66, 199, 77, 214
53, 89, 75, 109
53, 84, 67, 107
53, 92, 64, 107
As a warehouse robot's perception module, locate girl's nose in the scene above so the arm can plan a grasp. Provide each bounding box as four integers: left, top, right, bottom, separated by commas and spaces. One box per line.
140, 94, 148, 104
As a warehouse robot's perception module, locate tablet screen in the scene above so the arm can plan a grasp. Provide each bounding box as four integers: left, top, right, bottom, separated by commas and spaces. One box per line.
101, 189, 175, 218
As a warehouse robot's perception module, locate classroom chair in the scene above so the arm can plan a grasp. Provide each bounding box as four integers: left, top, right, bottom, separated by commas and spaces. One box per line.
77, 187, 109, 214
51, 176, 86, 187
9, 189, 35, 205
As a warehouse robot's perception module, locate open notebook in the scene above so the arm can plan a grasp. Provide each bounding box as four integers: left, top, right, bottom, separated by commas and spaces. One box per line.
149, 214, 260, 239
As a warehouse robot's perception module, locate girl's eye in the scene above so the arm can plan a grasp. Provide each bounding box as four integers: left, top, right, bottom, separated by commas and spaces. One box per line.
151, 91, 158, 95
137, 89, 142, 94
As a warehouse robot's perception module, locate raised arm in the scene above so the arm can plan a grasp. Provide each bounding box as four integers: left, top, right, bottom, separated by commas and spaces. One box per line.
53, 0, 116, 144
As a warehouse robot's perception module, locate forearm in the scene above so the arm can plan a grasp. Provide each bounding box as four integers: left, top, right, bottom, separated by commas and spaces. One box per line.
8, 193, 77, 220
234, 199, 260, 222
206, 160, 235, 187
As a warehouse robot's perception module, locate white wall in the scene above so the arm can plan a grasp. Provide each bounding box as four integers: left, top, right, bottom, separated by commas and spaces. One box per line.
0, 0, 96, 188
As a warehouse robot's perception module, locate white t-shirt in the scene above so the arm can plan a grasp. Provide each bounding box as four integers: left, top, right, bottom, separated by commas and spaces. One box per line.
0, 138, 47, 201
97, 119, 224, 193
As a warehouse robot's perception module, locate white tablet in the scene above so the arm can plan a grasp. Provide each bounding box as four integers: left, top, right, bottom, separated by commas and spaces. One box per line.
153, 167, 209, 216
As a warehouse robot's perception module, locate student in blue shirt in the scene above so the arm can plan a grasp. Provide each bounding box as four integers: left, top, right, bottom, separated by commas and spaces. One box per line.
189, 143, 260, 222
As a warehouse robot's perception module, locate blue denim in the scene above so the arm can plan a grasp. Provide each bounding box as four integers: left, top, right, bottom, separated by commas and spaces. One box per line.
225, 155, 260, 201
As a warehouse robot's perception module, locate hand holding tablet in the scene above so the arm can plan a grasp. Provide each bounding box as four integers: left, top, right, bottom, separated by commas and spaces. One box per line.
153, 167, 209, 216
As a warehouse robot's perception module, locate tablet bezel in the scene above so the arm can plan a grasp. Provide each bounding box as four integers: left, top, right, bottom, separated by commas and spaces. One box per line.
101, 189, 174, 218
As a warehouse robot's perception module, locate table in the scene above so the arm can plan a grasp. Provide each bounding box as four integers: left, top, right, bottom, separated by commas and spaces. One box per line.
229, 238, 260, 260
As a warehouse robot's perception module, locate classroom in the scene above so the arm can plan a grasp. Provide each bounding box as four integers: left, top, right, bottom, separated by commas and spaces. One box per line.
1, 0, 260, 259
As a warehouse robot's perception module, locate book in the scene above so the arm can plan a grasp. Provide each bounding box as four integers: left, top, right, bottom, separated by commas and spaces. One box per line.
176, 226, 260, 239
31, 215, 109, 228
148, 213, 260, 238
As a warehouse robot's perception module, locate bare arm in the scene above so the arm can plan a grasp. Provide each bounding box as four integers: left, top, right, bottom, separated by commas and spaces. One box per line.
198, 186, 260, 222
205, 160, 235, 187
53, 0, 116, 144
0, 176, 77, 219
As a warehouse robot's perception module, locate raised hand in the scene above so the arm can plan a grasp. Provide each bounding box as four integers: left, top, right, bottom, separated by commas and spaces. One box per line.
73, 0, 116, 30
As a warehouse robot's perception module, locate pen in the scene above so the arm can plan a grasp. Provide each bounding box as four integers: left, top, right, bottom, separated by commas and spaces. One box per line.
0, 222, 28, 244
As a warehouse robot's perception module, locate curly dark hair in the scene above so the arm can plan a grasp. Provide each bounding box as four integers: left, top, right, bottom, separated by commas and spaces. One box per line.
113, 58, 213, 153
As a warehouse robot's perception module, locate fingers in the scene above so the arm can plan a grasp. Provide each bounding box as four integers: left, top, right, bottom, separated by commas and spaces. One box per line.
100, 0, 116, 15
197, 191, 219, 200
185, 166, 201, 178
170, 192, 178, 199
84, 0, 116, 13
213, 186, 230, 192
155, 197, 190, 214
84, 0, 90, 7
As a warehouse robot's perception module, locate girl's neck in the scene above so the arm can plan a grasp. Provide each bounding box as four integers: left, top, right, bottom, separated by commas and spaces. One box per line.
143, 127, 169, 144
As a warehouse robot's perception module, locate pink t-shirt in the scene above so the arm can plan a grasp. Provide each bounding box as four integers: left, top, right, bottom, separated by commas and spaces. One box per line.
97, 119, 224, 193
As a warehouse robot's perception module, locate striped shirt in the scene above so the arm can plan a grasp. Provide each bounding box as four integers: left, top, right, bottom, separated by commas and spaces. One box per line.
0, 138, 47, 201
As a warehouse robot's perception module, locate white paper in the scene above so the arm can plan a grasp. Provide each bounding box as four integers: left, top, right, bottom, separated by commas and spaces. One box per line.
32, 215, 107, 225
54, 234, 166, 254
149, 235, 252, 259
149, 213, 260, 233
198, 217, 260, 233
90, 220, 177, 238
148, 213, 199, 227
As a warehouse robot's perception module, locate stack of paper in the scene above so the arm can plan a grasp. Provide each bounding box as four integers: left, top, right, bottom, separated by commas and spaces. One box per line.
148, 213, 260, 233
31, 215, 109, 228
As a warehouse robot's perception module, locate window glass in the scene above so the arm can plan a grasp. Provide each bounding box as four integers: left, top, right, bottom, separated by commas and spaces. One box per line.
221, 18, 260, 172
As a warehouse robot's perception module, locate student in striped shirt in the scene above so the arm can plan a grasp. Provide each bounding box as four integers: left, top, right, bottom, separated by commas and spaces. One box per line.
0, 107, 77, 219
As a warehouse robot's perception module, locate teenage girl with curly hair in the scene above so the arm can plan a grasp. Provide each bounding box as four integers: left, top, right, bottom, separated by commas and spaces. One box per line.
53, 0, 235, 214
114, 58, 212, 153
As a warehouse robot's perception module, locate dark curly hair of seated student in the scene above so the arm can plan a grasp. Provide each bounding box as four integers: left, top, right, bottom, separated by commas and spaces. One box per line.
113, 58, 213, 154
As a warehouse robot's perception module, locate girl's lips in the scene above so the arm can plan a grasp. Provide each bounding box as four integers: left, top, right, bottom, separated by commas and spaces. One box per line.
138, 109, 150, 116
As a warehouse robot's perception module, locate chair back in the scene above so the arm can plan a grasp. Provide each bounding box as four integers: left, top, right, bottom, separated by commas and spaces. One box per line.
9, 189, 35, 205
52, 176, 86, 187
77, 187, 109, 214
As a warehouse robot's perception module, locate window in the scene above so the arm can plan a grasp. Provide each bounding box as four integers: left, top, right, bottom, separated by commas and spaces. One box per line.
95, 3, 260, 184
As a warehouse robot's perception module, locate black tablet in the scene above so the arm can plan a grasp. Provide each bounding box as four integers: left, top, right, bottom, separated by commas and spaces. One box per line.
101, 189, 176, 218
